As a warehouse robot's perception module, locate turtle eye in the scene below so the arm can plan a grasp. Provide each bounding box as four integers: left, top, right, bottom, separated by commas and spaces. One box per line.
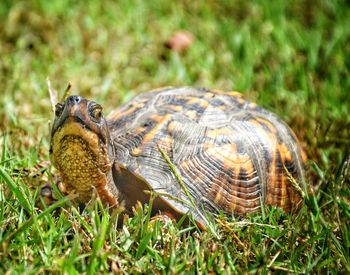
55, 103, 64, 117
90, 105, 103, 122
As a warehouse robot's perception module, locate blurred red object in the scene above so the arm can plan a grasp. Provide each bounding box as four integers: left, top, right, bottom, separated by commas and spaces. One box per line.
164, 30, 194, 53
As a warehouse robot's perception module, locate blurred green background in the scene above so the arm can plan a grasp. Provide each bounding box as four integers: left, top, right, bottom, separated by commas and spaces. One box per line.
0, 0, 349, 273
1, 0, 349, 162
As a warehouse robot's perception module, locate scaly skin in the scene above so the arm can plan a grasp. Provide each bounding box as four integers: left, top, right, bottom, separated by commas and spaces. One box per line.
50, 96, 119, 206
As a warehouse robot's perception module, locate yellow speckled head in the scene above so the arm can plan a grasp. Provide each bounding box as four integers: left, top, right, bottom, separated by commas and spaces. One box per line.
50, 96, 118, 205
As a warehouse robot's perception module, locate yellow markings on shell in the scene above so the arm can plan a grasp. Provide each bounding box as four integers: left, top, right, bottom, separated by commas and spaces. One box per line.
245, 116, 297, 209
186, 97, 200, 105
204, 92, 215, 98
133, 126, 146, 134
255, 117, 278, 134
185, 110, 198, 120
131, 114, 172, 156
214, 190, 223, 205
277, 143, 293, 163
265, 142, 295, 209
247, 118, 261, 127
199, 99, 209, 108
167, 121, 176, 135
236, 97, 246, 105
277, 143, 301, 210
206, 144, 237, 164
265, 143, 276, 206
218, 105, 228, 111
207, 127, 234, 139
277, 143, 289, 208
185, 97, 209, 109
205, 143, 254, 207
248, 117, 277, 135
157, 136, 173, 147
150, 86, 174, 93
108, 102, 144, 121
211, 89, 243, 98
301, 149, 307, 163
168, 105, 183, 112
248, 102, 257, 109
156, 135, 174, 157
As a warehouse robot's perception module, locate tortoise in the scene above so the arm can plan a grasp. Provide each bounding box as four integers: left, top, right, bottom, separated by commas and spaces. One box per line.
49, 87, 305, 227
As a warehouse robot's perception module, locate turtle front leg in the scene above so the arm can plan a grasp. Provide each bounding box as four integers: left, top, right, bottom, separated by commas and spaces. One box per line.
39, 175, 67, 207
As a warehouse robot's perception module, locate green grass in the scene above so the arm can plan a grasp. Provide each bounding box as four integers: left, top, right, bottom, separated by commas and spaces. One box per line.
0, 0, 349, 273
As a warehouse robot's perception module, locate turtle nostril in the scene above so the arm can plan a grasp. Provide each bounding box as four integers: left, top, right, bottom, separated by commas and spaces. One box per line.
67, 96, 81, 104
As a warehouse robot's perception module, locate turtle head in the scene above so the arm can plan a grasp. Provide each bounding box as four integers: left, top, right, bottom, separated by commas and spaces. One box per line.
50, 95, 118, 205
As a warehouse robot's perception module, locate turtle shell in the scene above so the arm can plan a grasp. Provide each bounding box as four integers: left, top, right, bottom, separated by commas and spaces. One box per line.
107, 87, 304, 224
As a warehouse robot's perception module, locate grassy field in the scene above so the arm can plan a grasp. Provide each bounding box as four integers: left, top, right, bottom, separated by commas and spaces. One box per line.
0, 0, 349, 273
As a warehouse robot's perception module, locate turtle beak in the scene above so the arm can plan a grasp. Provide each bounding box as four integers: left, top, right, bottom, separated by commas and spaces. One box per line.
50, 95, 114, 164
64, 95, 84, 115
51, 96, 89, 138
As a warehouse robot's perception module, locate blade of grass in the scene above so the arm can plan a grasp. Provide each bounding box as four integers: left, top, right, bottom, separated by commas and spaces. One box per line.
135, 231, 152, 259
61, 82, 72, 101
0, 196, 70, 249
47, 77, 57, 113
1, 134, 7, 163
0, 167, 32, 214
87, 212, 109, 274
158, 145, 219, 238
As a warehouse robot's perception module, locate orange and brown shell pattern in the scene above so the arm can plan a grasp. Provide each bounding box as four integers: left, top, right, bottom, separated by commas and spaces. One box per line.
108, 87, 305, 223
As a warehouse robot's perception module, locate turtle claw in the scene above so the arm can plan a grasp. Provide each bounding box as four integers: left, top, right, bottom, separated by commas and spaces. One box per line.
40, 183, 56, 205
39, 177, 67, 207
